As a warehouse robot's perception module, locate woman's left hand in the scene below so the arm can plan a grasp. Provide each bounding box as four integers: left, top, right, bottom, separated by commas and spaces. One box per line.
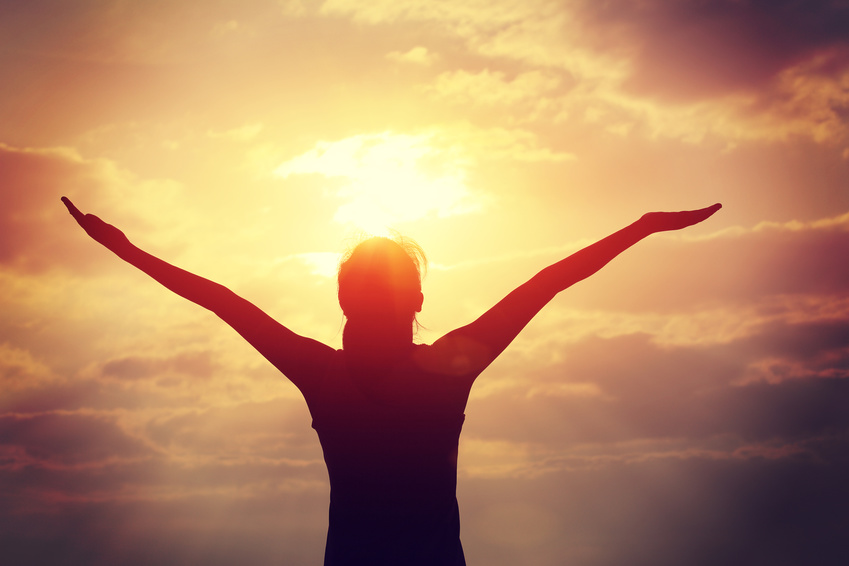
62, 196, 132, 253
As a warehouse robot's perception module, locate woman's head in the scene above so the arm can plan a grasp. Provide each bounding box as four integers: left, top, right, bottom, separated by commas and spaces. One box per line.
337, 235, 426, 325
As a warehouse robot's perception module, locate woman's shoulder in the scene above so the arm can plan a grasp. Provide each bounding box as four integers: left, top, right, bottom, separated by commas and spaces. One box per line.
411, 338, 490, 380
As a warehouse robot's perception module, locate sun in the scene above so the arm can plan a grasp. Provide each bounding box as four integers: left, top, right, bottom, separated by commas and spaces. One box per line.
275, 131, 484, 235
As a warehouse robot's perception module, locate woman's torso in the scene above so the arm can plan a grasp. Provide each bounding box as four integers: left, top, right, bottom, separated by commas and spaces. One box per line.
306, 346, 471, 566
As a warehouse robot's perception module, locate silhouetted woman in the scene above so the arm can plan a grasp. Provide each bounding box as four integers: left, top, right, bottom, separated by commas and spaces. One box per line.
63, 196, 721, 565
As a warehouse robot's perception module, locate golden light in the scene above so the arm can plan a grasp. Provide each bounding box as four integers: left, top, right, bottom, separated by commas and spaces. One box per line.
274, 132, 484, 235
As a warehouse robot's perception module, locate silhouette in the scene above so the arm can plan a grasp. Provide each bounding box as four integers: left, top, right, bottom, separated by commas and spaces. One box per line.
62, 196, 721, 566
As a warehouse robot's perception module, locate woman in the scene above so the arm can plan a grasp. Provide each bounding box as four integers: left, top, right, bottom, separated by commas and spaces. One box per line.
62, 196, 721, 565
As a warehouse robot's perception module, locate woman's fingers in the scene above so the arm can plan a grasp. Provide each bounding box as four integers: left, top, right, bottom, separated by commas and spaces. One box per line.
640, 203, 722, 233
685, 202, 722, 225
702, 202, 722, 217
61, 196, 86, 223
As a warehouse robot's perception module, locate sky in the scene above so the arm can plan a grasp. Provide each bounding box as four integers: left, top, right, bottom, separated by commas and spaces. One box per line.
1, 1, 848, 565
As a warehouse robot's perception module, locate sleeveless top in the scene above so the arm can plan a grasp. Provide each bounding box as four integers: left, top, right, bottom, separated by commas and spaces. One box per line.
308, 348, 467, 566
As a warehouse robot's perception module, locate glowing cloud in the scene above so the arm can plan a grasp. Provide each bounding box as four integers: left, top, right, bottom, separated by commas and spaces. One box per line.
274, 132, 484, 234
386, 45, 438, 66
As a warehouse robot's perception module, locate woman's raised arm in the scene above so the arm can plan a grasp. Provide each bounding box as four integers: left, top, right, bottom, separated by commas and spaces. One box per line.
427, 203, 722, 380
62, 197, 333, 394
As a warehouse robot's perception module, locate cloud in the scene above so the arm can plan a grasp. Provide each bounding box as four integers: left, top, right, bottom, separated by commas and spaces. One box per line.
209, 19, 257, 39
319, 0, 849, 145
757, 51, 849, 143
436, 123, 576, 163
317, 0, 626, 98
143, 398, 319, 460
458, 416, 849, 565
734, 319, 849, 384
0, 0, 278, 65
580, 0, 849, 95
0, 343, 57, 394
427, 69, 564, 122
0, 491, 329, 566
206, 123, 264, 142
0, 144, 104, 272
465, 333, 849, 466
0, 143, 183, 274
570, 0, 849, 144
0, 412, 153, 467
385, 45, 438, 66
320, 0, 528, 28
100, 351, 215, 382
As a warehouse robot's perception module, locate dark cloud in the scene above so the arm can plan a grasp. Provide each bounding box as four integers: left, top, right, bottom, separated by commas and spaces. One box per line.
736, 318, 849, 371
0, 372, 218, 414
144, 398, 317, 458
577, 0, 849, 99
0, 492, 328, 566
458, 433, 849, 566
101, 351, 215, 381
0, 402, 325, 506
0, 404, 328, 566
0, 399, 329, 565
0, 0, 233, 60
1, 380, 104, 413
0, 412, 151, 465
4, 445, 844, 566
470, 318, 849, 445
0, 144, 125, 273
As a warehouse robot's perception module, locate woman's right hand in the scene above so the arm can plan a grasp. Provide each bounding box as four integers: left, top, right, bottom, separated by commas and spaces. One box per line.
639, 203, 722, 233
62, 196, 132, 253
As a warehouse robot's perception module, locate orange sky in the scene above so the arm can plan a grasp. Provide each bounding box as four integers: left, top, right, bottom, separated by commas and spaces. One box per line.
2, 1, 849, 565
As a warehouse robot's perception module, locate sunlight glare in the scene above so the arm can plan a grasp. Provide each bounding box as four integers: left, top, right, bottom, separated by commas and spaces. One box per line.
274, 132, 484, 235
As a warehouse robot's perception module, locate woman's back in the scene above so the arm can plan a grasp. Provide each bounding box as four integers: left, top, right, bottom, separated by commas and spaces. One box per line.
308, 346, 469, 566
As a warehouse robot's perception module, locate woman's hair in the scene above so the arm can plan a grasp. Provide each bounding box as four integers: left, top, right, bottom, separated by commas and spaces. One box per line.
337, 233, 427, 324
